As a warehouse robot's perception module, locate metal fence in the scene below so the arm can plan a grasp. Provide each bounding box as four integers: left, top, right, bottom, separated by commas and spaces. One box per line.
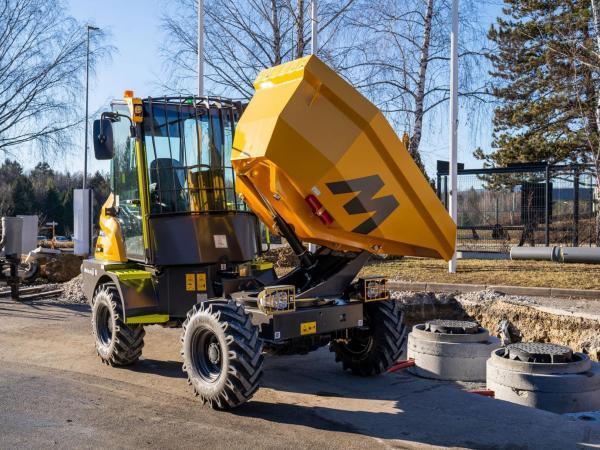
436, 162, 598, 253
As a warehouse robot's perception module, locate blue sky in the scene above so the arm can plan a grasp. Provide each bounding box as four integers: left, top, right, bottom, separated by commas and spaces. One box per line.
44, 0, 501, 177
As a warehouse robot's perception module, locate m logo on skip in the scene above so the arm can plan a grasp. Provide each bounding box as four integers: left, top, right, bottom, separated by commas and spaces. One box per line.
326, 175, 399, 234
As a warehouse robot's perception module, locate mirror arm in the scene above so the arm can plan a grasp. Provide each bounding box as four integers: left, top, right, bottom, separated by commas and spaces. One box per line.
98, 111, 138, 144
101, 111, 133, 125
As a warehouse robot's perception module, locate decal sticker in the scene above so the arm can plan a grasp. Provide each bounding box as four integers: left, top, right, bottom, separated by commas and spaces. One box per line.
326, 175, 399, 234
185, 274, 195, 291
300, 321, 317, 335
196, 273, 207, 291
214, 234, 228, 248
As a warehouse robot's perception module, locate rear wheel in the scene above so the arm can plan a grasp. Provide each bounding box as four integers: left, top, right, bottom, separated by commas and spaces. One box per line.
91, 283, 145, 366
330, 300, 406, 376
181, 300, 263, 410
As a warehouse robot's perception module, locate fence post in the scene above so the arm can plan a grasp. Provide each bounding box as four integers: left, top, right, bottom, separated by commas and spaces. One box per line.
444, 175, 448, 210
573, 170, 579, 247
545, 163, 550, 247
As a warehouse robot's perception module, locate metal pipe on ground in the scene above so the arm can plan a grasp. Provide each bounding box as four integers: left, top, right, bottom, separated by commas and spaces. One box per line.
510, 246, 600, 264
560, 247, 600, 264
510, 246, 560, 262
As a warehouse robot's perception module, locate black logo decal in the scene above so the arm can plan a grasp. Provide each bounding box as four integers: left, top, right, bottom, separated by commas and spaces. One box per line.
326, 175, 399, 234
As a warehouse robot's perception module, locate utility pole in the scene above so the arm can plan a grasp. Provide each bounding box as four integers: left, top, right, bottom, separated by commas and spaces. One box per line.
448, 0, 458, 273
311, 0, 318, 55
198, 0, 204, 96
83, 25, 99, 189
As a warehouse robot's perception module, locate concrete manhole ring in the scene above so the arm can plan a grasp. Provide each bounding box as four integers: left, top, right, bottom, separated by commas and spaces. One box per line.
424, 319, 479, 334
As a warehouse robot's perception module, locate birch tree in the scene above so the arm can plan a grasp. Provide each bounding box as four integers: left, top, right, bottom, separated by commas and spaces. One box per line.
0, 0, 111, 155
345, 0, 490, 177
161, 0, 358, 97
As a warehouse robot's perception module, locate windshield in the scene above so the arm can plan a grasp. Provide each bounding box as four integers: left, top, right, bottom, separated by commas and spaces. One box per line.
142, 99, 245, 214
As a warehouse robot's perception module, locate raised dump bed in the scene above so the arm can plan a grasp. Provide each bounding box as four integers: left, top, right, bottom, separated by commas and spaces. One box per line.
232, 55, 456, 260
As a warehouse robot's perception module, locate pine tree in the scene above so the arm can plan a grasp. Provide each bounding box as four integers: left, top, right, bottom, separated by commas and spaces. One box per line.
88, 171, 110, 226
479, 0, 597, 167
11, 175, 35, 215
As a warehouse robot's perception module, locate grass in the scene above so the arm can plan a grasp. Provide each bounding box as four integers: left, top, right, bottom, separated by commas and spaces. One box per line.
359, 257, 600, 290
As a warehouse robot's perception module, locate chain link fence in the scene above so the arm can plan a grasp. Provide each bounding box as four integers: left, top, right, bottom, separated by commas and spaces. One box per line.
436, 162, 598, 253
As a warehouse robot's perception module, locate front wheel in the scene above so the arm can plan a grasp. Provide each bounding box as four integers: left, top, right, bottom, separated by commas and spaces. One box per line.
91, 283, 145, 366
181, 300, 263, 410
330, 300, 406, 376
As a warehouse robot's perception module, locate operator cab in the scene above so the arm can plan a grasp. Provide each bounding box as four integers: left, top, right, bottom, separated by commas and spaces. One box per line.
93, 95, 259, 267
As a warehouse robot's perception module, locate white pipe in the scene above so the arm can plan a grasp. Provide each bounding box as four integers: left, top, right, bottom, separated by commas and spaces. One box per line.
448, 0, 459, 273
311, 0, 318, 55
198, 0, 204, 96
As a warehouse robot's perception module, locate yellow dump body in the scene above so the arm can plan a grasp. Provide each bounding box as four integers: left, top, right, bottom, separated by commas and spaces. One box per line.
232, 56, 456, 260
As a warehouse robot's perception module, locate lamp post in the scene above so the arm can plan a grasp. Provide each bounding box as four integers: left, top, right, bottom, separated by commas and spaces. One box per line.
311, 0, 318, 55
83, 25, 100, 190
448, 0, 458, 273
198, 0, 204, 96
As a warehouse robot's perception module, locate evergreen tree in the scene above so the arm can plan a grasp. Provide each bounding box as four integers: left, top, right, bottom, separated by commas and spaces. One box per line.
479, 0, 597, 166
0, 159, 23, 215
88, 171, 111, 225
11, 175, 35, 215
43, 185, 62, 222
0, 159, 23, 183
30, 162, 55, 211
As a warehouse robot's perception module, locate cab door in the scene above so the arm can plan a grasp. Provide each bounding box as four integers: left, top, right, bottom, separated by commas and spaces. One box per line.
111, 106, 145, 261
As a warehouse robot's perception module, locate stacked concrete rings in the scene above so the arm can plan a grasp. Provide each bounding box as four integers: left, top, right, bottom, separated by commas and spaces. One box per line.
407, 319, 501, 381
487, 343, 600, 413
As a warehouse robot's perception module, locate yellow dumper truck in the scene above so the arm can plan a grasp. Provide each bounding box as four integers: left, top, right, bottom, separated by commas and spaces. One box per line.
82, 55, 456, 409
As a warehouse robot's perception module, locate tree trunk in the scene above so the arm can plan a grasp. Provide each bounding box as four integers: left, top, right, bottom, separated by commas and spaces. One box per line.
272, 0, 282, 65
589, 0, 600, 244
295, 0, 306, 58
407, 0, 434, 178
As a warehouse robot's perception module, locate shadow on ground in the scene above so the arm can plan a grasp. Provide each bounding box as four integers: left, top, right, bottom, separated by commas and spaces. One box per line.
231, 349, 599, 448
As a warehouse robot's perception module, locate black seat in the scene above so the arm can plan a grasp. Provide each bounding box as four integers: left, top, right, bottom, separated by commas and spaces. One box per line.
149, 158, 187, 213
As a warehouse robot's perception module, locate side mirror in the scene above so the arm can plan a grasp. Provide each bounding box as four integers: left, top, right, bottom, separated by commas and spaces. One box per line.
93, 118, 115, 160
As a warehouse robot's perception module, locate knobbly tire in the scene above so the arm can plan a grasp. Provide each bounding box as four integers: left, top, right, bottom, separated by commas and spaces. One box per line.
91, 283, 145, 366
330, 299, 406, 376
181, 300, 263, 410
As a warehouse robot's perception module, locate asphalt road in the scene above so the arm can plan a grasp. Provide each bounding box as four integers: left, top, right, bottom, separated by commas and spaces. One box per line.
0, 297, 598, 449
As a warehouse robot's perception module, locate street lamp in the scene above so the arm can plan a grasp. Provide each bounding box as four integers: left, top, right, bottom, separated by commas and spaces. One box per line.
83, 25, 100, 190
198, 0, 204, 96
311, 0, 318, 55
448, 0, 458, 273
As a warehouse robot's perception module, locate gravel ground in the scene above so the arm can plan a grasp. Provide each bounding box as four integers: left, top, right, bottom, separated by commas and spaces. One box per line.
60, 274, 86, 303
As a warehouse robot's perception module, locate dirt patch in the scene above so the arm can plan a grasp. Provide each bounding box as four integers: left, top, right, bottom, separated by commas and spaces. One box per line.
39, 254, 82, 283
392, 289, 600, 362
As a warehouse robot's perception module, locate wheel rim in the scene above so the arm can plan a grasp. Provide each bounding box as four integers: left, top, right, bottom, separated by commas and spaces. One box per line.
191, 326, 223, 383
95, 303, 113, 347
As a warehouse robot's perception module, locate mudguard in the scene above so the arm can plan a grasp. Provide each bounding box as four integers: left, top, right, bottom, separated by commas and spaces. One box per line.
81, 259, 164, 324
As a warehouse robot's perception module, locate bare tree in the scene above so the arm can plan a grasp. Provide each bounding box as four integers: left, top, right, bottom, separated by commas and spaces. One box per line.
0, 0, 112, 155
345, 0, 491, 176
161, 0, 491, 178
161, 0, 358, 97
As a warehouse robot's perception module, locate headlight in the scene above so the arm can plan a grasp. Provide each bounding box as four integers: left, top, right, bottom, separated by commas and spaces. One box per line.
257, 285, 296, 314
359, 277, 388, 301
367, 282, 381, 299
